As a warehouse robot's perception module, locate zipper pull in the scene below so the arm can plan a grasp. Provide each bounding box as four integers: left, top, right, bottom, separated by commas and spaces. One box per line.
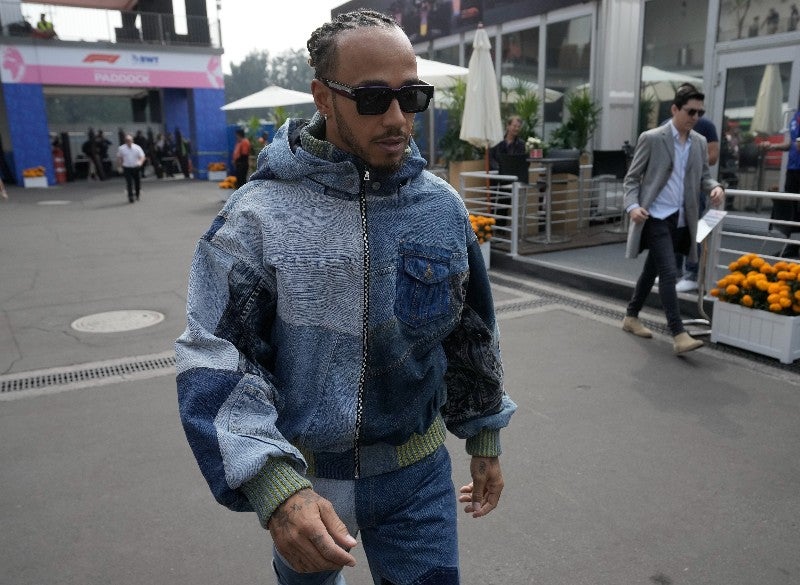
363, 169, 370, 182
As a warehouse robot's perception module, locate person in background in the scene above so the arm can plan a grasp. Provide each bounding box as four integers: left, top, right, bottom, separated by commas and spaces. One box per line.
622, 83, 725, 354
789, 4, 799, 32
0, 177, 7, 200
489, 115, 525, 171
761, 106, 800, 258
35, 13, 56, 38
231, 128, 251, 188
674, 112, 719, 292
82, 129, 104, 181
176, 9, 515, 585
116, 134, 145, 203
174, 128, 191, 178
133, 130, 149, 178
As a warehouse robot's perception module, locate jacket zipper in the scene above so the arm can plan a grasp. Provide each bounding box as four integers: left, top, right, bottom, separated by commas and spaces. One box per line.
353, 168, 370, 479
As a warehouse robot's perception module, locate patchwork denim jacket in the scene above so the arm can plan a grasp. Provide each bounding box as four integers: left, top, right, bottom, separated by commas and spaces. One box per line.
176, 114, 516, 523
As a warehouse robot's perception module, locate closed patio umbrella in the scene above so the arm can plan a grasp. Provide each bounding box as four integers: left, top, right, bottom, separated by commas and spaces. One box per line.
751, 63, 783, 135
460, 27, 503, 172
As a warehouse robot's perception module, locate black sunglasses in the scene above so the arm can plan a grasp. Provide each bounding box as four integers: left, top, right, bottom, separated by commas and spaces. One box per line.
318, 77, 434, 115
682, 107, 705, 118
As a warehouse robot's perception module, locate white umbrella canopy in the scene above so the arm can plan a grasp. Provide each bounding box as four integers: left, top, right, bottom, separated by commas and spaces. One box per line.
501, 75, 563, 104
416, 56, 468, 89
460, 27, 503, 151
640, 65, 703, 102
751, 63, 783, 135
221, 86, 315, 111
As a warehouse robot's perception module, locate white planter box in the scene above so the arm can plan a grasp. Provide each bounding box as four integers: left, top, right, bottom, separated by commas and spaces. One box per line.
208, 170, 227, 181
23, 176, 48, 188
711, 300, 800, 364
480, 241, 491, 269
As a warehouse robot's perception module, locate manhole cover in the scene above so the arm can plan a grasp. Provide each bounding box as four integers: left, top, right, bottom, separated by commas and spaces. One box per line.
71, 310, 165, 333
37, 200, 71, 205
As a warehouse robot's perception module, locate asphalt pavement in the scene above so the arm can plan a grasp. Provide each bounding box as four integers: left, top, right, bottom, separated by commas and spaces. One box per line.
1, 176, 798, 585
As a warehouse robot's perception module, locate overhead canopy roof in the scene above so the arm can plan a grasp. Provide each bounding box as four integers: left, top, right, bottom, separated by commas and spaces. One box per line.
23, 0, 138, 9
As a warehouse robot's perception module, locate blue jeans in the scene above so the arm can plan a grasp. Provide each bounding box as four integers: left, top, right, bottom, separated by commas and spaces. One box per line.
627, 213, 687, 336
272, 446, 460, 585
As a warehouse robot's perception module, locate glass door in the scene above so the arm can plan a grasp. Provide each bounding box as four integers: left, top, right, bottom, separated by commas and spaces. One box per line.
713, 48, 799, 201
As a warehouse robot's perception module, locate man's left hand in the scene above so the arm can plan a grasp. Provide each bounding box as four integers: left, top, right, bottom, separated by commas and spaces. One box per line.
458, 456, 504, 518
710, 185, 725, 208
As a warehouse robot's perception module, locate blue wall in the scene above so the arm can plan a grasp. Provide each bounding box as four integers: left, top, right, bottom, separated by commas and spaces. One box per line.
192, 88, 227, 179
3, 83, 53, 185
1, 84, 226, 185
163, 87, 228, 180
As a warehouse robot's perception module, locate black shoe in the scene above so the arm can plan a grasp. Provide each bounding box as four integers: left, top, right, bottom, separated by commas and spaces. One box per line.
135, 193, 140, 201
128, 198, 134, 203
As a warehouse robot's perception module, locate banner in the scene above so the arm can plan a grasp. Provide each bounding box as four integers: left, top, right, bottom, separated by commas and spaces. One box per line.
1, 44, 223, 89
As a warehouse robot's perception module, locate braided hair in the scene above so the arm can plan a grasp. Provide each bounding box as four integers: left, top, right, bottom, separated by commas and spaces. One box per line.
307, 9, 400, 79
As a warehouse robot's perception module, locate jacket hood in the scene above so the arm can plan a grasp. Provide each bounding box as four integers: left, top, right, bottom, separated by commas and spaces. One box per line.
249, 112, 427, 197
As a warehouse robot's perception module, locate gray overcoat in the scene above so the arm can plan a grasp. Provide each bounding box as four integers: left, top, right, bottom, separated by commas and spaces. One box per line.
623, 123, 721, 262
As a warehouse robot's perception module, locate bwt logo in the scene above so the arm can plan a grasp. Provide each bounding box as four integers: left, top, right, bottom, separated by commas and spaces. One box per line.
132, 54, 159, 65
83, 54, 120, 64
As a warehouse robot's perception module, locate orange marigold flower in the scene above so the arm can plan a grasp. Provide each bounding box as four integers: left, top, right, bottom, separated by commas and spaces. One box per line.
769, 303, 783, 313
741, 295, 754, 307
709, 288, 720, 297
726, 284, 739, 295
751, 257, 765, 268
779, 297, 792, 308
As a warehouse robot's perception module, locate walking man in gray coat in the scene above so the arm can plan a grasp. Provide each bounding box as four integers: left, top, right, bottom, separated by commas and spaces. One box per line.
622, 83, 725, 354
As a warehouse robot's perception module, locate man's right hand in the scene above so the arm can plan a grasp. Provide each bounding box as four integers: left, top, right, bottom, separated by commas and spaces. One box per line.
629, 206, 650, 224
267, 488, 357, 573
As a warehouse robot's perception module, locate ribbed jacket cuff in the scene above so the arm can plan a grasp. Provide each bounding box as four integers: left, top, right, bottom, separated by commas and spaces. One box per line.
240, 459, 313, 529
466, 428, 502, 457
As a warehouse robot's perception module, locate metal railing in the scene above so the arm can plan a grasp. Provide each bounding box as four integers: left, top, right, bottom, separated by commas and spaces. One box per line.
704, 189, 800, 294
460, 164, 628, 253
460, 167, 798, 271
0, 1, 220, 48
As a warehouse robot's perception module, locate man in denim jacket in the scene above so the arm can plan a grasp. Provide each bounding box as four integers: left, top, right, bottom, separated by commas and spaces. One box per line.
176, 9, 515, 585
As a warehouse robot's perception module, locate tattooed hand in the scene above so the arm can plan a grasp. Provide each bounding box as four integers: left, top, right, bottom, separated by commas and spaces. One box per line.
267, 488, 358, 572
458, 456, 504, 518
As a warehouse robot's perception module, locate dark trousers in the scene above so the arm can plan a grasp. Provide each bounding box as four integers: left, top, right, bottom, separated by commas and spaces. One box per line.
235, 157, 249, 188
627, 213, 689, 336
772, 169, 800, 256
122, 166, 141, 200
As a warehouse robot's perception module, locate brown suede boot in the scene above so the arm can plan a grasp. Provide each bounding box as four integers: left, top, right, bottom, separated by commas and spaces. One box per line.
622, 316, 653, 338
673, 332, 703, 354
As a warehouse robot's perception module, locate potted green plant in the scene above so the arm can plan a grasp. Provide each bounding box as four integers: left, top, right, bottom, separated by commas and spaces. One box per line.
502, 79, 540, 143
551, 88, 601, 154
638, 93, 657, 134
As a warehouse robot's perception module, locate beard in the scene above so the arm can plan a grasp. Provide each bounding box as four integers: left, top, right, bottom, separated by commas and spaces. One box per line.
331, 97, 410, 175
